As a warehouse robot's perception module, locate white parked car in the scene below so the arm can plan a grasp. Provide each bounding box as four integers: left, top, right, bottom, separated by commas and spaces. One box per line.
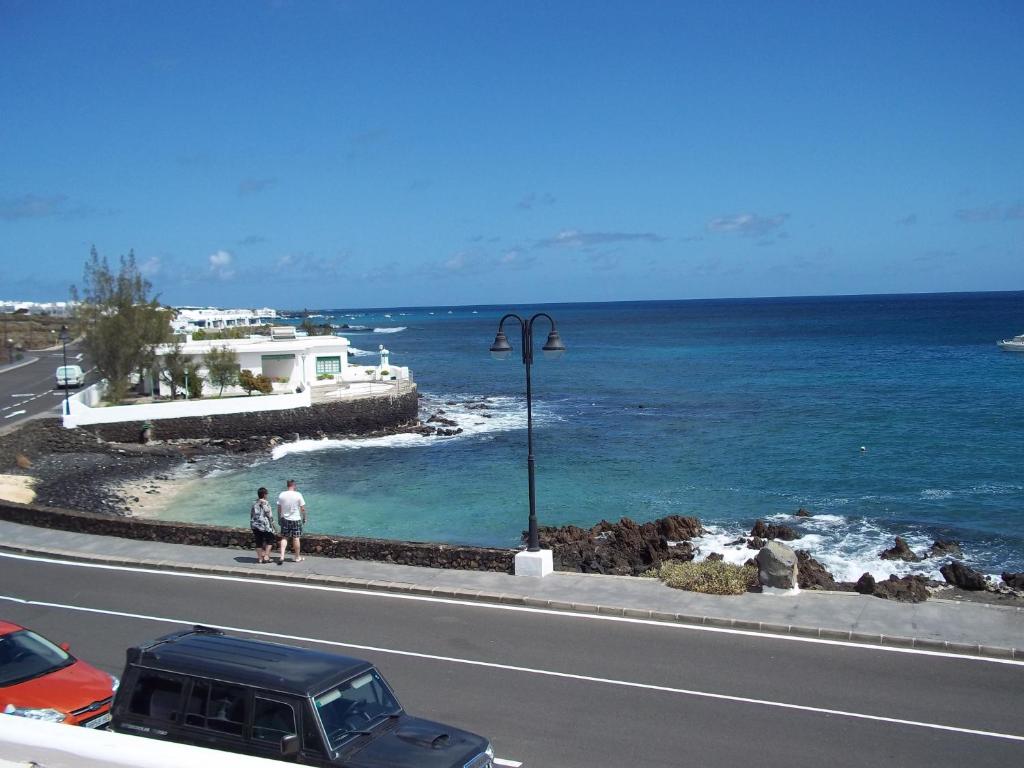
55, 365, 85, 388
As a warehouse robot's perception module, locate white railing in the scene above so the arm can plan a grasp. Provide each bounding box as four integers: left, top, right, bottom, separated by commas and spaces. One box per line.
0, 715, 281, 768
63, 382, 311, 428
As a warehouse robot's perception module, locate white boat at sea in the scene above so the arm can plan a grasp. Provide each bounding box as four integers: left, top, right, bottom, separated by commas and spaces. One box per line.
997, 333, 1024, 352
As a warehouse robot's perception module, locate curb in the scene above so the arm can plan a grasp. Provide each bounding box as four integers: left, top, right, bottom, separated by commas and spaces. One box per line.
0, 356, 39, 375
3, 542, 1020, 661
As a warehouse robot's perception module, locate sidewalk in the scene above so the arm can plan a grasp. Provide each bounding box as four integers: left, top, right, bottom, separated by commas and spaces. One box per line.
1, 519, 1021, 659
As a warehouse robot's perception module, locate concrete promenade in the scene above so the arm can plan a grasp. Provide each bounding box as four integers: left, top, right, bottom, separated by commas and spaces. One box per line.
1, 519, 1021, 658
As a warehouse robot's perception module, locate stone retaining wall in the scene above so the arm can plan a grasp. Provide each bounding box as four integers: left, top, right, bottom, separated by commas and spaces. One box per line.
0, 500, 516, 573
0, 417, 101, 468
84, 389, 420, 443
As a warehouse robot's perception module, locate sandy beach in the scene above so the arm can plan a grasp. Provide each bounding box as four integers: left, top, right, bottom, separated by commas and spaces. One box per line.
109, 464, 207, 518
0, 474, 37, 504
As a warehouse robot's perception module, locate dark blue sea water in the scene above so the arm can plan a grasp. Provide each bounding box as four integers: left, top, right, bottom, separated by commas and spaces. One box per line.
171, 292, 1024, 580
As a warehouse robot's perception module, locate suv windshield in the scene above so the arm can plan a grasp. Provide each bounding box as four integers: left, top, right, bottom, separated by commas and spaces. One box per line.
0, 630, 74, 686
315, 669, 401, 750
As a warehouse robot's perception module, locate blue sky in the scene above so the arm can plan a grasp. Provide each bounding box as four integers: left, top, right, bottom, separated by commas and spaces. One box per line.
2, 0, 1022, 307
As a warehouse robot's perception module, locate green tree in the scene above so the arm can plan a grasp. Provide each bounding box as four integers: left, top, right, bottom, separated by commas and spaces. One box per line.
72, 247, 170, 404
159, 344, 190, 399
204, 345, 239, 396
184, 361, 204, 399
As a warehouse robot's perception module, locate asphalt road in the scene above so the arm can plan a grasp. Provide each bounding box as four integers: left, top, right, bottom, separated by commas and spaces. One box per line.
0, 342, 94, 426
1, 553, 1022, 767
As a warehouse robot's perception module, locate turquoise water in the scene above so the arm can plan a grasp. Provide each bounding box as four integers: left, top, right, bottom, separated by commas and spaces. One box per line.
169, 292, 1024, 580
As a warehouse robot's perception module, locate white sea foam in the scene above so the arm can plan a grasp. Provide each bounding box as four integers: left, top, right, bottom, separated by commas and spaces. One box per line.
270, 392, 560, 460
693, 516, 950, 582
920, 488, 953, 500
373, 326, 406, 334
347, 347, 375, 357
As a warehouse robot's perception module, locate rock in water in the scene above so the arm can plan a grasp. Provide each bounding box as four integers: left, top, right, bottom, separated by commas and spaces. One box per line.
794, 507, 812, 517
928, 538, 964, 559
755, 541, 798, 590
879, 536, 922, 562
939, 560, 988, 591
750, 519, 800, 541
796, 550, 837, 590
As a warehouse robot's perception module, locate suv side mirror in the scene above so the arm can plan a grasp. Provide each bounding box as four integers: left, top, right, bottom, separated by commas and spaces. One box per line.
59, 642, 71, 652
280, 734, 300, 758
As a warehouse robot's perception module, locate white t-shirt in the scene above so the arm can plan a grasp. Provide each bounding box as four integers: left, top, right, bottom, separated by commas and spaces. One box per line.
277, 489, 306, 521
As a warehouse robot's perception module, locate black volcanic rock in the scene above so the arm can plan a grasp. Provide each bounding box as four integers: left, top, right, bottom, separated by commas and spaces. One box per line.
873, 574, 930, 603
1002, 572, 1024, 590
794, 507, 812, 517
940, 560, 988, 591
928, 538, 964, 559
879, 537, 922, 562
750, 519, 799, 541
796, 550, 837, 590
536, 515, 703, 576
855, 572, 876, 595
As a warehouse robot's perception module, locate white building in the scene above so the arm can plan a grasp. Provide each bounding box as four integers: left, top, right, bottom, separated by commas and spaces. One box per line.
149, 328, 410, 398
170, 306, 278, 334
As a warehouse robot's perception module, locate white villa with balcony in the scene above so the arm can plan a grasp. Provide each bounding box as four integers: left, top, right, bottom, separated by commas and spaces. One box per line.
150, 328, 409, 398
62, 328, 412, 428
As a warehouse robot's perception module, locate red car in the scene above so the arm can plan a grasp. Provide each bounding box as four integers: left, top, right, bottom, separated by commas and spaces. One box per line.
0, 620, 117, 728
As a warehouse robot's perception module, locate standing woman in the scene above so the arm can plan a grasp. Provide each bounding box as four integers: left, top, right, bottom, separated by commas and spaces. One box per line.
250, 487, 276, 563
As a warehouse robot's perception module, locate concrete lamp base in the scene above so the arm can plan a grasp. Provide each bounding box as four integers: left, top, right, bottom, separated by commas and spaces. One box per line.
514, 549, 554, 577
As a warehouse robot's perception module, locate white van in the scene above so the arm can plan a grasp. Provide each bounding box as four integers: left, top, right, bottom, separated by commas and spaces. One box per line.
55, 364, 85, 388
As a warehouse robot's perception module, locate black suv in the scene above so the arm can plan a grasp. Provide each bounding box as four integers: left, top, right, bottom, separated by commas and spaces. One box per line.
110, 627, 493, 767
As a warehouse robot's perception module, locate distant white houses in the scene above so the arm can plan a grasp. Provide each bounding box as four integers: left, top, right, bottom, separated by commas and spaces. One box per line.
0, 299, 76, 316
170, 306, 278, 334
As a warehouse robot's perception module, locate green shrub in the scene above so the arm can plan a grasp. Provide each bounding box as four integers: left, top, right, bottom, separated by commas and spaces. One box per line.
239, 369, 273, 395
656, 560, 757, 595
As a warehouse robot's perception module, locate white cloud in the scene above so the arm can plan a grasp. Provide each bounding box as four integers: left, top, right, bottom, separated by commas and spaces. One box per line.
208, 249, 235, 279
707, 212, 788, 237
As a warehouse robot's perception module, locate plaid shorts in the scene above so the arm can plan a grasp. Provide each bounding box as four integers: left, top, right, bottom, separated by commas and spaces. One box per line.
280, 518, 303, 538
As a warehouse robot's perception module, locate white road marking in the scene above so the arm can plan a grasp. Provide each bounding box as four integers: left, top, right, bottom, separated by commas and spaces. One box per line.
0, 592, 1020, 745
11, 393, 34, 397
494, 760, 522, 767
3, 410, 26, 419
0, 550, 1020, 666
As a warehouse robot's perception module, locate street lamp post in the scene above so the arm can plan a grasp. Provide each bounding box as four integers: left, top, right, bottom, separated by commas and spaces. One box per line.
489, 312, 565, 575
58, 325, 71, 416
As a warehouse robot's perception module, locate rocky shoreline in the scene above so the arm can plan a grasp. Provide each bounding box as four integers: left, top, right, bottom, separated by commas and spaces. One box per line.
0, 413, 466, 517
534, 511, 1024, 605
1, 416, 1022, 604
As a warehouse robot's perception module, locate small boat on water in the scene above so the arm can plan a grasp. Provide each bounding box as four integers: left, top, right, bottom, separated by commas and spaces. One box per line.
997, 333, 1024, 352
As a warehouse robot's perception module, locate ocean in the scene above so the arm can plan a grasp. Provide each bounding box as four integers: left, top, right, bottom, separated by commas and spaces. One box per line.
167, 292, 1024, 581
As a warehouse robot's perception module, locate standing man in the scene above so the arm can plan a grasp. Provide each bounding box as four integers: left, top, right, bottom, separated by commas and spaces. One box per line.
277, 479, 307, 564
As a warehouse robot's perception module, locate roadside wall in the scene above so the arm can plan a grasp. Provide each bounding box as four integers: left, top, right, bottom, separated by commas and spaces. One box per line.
78, 389, 419, 442
0, 500, 516, 573
65, 386, 312, 427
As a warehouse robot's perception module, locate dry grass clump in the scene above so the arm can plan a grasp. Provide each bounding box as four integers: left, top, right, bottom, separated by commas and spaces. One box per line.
656, 560, 757, 595
15, 453, 32, 469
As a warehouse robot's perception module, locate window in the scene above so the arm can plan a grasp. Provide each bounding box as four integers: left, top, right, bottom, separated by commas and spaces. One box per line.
252, 698, 296, 743
315, 356, 341, 375
303, 703, 326, 754
184, 680, 248, 736
128, 673, 184, 722
315, 669, 401, 750
0, 631, 73, 686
